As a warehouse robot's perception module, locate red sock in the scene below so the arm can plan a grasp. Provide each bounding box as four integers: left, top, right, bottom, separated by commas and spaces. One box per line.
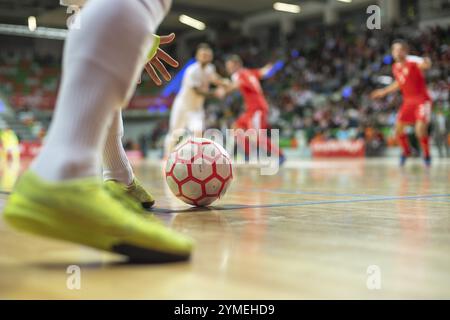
419, 136, 430, 158
398, 133, 411, 156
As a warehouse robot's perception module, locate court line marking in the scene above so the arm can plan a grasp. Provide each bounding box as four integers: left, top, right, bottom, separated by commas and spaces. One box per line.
242, 188, 450, 200
421, 198, 450, 203
151, 193, 450, 213
239, 188, 382, 198
0, 190, 450, 213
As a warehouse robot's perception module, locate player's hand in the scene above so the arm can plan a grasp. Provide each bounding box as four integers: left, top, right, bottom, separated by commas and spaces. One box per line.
370, 89, 385, 99
144, 33, 179, 86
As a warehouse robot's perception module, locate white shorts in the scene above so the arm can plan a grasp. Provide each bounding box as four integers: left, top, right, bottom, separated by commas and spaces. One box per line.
169, 101, 204, 135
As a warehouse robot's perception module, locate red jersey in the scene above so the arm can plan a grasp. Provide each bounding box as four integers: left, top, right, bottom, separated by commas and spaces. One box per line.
392, 60, 431, 104
232, 68, 269, 112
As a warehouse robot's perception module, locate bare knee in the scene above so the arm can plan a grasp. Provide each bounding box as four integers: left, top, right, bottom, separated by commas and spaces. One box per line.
395, 123, 405, 136
415, 122, 427, 139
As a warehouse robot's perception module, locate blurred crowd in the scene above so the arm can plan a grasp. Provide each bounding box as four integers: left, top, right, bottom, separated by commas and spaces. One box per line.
0, 22, 449, 157
202, 23, 449, 156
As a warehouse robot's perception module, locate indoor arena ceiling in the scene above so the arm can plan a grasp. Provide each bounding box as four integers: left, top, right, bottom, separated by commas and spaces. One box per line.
0, 0, 334, 33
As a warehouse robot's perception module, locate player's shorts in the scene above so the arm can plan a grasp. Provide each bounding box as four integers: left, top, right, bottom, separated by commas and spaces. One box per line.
398, 100, 432, 124
169, 101, 204, 135
234, 109, 268, 130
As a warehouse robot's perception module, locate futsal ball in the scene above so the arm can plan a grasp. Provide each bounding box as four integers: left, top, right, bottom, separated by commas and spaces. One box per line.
165, 137, 233, 207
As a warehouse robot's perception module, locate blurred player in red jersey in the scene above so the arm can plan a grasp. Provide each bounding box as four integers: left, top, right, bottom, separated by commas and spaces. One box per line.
223, 55, 286, 165
371, 40, 432, 167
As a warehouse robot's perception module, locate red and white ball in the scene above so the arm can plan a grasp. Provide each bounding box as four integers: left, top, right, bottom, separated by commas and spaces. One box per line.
165, 138, 233, 207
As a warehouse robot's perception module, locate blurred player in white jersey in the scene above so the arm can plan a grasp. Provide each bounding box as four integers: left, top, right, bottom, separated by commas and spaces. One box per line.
164, 44, 227, 156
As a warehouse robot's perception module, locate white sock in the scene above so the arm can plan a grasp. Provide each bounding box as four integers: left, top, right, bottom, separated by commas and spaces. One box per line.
102, 110, 134, 185
31, 0, 170, 181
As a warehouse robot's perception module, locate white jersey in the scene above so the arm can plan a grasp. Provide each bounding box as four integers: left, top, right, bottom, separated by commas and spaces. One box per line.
173, 62, 216, 112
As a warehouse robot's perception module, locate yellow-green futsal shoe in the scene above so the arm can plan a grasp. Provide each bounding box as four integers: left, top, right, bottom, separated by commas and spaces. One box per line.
104, 178, 155, 210
3, 171, 193, 263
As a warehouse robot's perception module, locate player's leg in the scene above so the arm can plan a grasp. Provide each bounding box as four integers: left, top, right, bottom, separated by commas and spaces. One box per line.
4, 0, 193, 262
233, 113, 252, 162
164, 101, 189, 157
30, 0, 167, 181
103, 109, 155, 208
415, 102, 432, 166
253, 111, 285, 165
415, 120, 431, 166
396, 105, 414, 166
187, 110, 204, 138
103, 110, 134, 185
395, 120, 410, 167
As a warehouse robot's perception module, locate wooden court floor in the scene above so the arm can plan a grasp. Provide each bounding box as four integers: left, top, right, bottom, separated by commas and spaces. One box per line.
0, 158, 449, 299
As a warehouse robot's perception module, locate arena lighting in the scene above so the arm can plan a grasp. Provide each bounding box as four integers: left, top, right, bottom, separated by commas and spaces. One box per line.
337, 0, 352, 3
179, 14, 206, 30
28, 16, 37, 31
273, 2, 301, 14
0, 23, 68, 40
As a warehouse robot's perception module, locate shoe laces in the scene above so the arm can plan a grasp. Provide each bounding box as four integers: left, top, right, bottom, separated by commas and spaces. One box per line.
104, 181, 145, 214
104, 181, 162, 224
